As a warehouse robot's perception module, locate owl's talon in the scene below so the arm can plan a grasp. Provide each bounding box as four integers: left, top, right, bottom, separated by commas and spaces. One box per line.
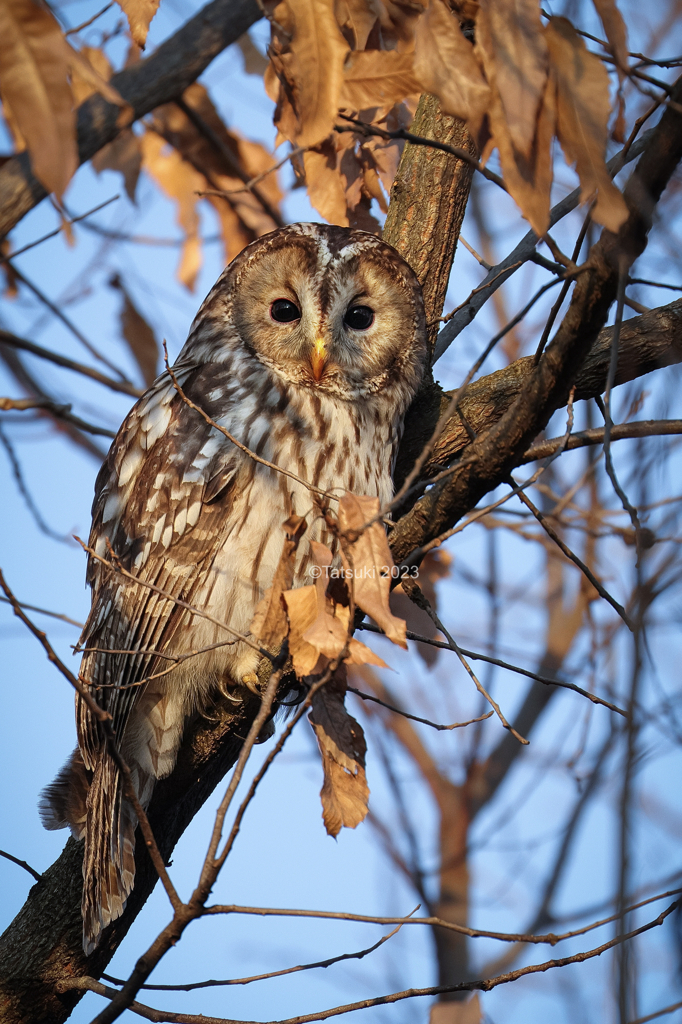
241, 672, 261, 695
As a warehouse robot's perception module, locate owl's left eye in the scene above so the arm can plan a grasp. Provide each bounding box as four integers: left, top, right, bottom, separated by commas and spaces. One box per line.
344, 305, 374, 330
270, 299, 301, 323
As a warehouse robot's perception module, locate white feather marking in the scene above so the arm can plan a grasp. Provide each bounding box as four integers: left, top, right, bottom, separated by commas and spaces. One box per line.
135, 540, 152, 568
174, 508, 187, 535
118, 447, 143, 487
143, 403, 172, 447
102, 492, 121, 524
187, 501, 201, 527
151, 515, 167, 545
161, 525, 173, 549
197, 435, 221, 461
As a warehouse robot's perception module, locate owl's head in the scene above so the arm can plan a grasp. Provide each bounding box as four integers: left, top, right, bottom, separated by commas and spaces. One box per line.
186, 224, 428, 404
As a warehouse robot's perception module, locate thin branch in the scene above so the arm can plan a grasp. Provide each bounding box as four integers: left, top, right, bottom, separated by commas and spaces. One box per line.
629, 1001, 682, 1024
432, 129, 655, 361
0, 594, 83, 628
522, 420, 682, 463
65, 902, 680, 1023
401, 578, 528, 744
356, 623, 627, 716
195, 145, 305, 198
0, 849, 41, 882
0, 396, 116, 437
334, 115, 507, 192
64, 2, 114, 35
347, 686, 493, 731
173, 96, 283, 227
509, 478, 634, 630
204, 886, 682, 946
0, 331, 141, 398
0, 423, 72, 543
0, 196, 119, 263
630, 277, 682, 291
102, 917, 411, 991
7, 263, 130, 381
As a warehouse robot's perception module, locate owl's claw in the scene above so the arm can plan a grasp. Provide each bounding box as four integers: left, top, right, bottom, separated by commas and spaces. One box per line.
241, 671, 261, 695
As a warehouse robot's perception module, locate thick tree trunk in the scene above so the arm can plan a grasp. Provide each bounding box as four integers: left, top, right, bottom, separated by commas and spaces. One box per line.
383, 96, 478, 494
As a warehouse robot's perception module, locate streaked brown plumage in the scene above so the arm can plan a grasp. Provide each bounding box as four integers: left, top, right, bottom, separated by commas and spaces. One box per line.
40, 223, 427, 953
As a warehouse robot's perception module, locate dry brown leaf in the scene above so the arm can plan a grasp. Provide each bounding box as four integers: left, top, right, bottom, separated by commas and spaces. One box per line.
116, 0, 161, 49
283, 539, 388, 675
206, 196, 254, 266
237, 32, 269, 76
318, 756, 370, 836
546, 16, 628, 233
109, 274, 158, 386
591, 0, 628, 73
309, 670, 369, 836
591, 0, 628, 140
390, 550, 451, 667
477, 0, 548, 160
304, 141, 351, 225
413, 0, 490, 136
68, 44, 129, 114
140, 129, 203, 290
287, 0, 350, 147
282, 585, 326, 676
1, 97, 25, 151
251, 515, 306, 648
336, 0, 379, 50
92, 128, 142, 203
340, 50, 420, 111
0, 0, 77, 198
378, 0, 427, 50
491, 70, 554, 234
151, 83, 281, 251
1, 240, 18, 299
475, 7, 554, 235
338, 492, 407, 648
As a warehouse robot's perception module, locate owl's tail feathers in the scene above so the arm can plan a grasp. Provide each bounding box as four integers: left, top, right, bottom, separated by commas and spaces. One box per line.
40, 747, 156, 953
81, 753, 138, 955
39, 747, 90, 840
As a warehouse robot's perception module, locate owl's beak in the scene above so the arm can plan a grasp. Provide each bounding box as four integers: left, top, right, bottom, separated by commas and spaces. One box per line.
310, 337, 327, 380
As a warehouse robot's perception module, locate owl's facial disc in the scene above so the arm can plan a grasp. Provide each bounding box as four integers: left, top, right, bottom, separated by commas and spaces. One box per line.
228, 230, 425, 400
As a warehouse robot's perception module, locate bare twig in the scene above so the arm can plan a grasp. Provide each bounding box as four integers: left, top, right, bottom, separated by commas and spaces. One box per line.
347, 686, 494, 731
356, 622, 627, 716
0, 849, 41, 882
102, 916, 412, 990
0, 331, 141, 398
0, 196, 119, 263
334, 114, 507, 192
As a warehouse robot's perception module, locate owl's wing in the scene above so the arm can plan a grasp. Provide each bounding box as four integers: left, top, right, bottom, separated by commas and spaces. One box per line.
77, 363, 250, 767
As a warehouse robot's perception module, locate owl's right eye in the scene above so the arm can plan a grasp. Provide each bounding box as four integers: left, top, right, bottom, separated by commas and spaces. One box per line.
270, 299, 301, 323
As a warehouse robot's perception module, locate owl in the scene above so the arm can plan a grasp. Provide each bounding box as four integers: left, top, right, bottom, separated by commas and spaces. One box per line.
40, 223, 427, 953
